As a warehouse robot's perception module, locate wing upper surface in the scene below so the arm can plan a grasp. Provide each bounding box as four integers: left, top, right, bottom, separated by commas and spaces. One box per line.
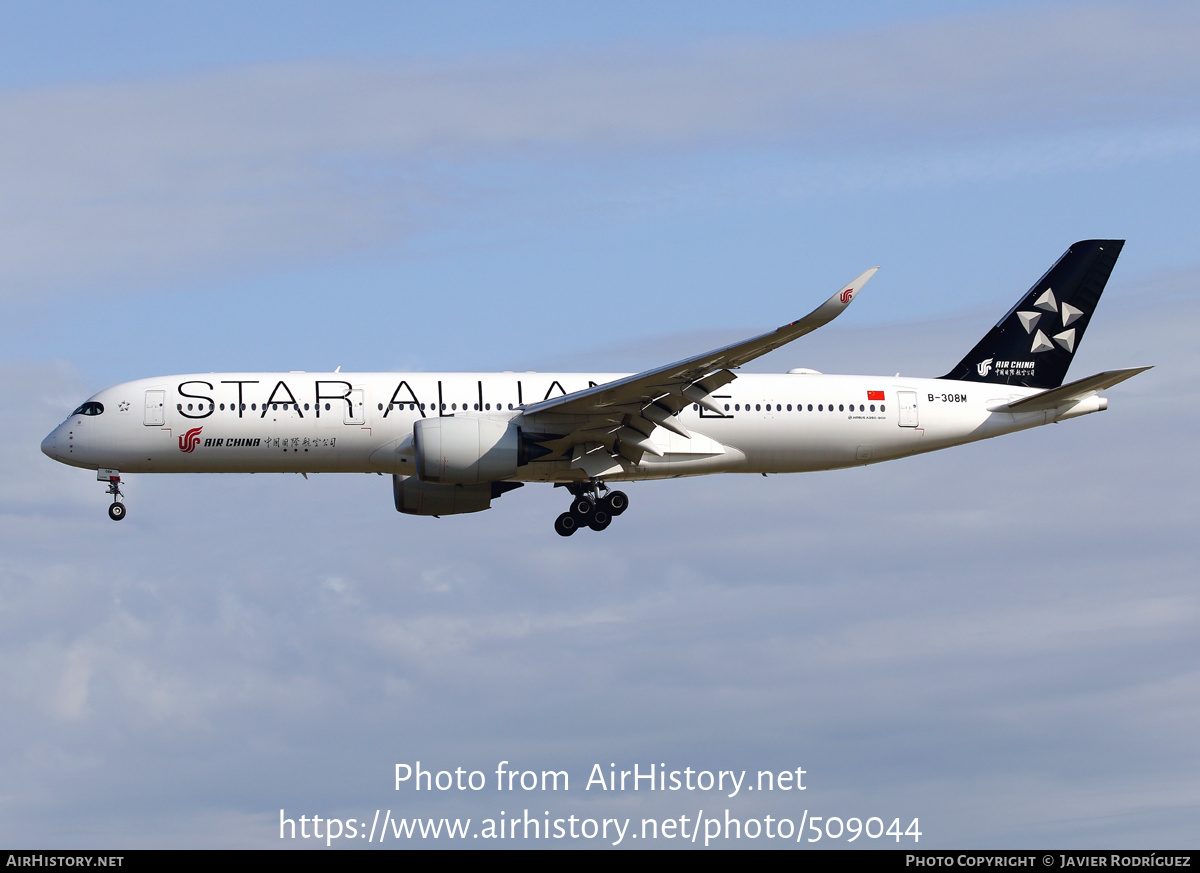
520, 268, 878, 468
523, 268, 878, 419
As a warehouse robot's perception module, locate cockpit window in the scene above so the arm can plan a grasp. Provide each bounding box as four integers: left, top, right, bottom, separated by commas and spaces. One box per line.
71, 401, 104, 416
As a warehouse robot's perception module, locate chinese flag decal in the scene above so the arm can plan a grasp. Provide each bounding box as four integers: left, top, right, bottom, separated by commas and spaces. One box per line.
867, 391, 885, 400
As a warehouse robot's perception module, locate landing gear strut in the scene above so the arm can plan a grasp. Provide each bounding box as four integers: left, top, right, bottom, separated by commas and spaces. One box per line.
554, 480, 628, 536
99, 469, 126, 521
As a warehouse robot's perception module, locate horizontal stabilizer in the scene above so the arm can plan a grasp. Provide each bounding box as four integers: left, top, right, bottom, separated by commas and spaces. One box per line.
999, 366, 1151, 413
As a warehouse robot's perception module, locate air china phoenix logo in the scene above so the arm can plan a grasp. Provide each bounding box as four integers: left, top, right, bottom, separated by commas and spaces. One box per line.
179, 427, 203, 453
839, 287, 854, 304
977, 358, 994, 377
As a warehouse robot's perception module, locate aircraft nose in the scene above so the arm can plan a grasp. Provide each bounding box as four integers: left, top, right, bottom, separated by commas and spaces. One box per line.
41, 429, 60, 461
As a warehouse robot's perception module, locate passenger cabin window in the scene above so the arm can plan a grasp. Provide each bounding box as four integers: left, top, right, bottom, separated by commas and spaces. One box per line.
72, 401, 104, 416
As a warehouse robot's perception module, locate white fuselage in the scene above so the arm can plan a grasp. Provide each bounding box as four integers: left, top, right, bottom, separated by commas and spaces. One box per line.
40, 370, 1094, 482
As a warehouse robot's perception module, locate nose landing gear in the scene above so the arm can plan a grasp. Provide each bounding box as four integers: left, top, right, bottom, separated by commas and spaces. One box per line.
98, 468, 126, 521
553, 481, 628, 536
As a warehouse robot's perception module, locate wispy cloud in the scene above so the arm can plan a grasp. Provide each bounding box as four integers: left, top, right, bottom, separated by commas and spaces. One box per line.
2, 3, 1198, 298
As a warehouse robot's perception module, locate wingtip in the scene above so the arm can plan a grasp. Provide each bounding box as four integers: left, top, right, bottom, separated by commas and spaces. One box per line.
837, 266, 879, 304
784, 265, 880, 327
853, 266, 880, 286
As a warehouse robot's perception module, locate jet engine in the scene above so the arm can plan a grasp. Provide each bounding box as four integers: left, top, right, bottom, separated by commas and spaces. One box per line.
392, 475, 522, 516
414, 417, 525, 485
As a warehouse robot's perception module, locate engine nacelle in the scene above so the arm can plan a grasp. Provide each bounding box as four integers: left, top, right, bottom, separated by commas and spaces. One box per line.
393, 475, 525, 516
414, 417, 522, 485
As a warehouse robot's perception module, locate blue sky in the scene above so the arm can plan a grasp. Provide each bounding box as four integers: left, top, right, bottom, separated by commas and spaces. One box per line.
0, 2, 1033, 87
2, 0, 1198, 848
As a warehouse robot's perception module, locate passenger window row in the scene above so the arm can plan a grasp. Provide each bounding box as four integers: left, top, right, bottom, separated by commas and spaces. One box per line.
178, 402, 338, 412
173, 398, 887, 416
709, 402, 885, 413
376, 402, 520, 412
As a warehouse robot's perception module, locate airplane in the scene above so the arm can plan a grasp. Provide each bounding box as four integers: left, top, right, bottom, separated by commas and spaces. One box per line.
41, 239, 1148, 536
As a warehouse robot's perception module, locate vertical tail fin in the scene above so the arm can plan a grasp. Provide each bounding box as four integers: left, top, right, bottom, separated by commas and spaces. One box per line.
940, 240, 1124, 389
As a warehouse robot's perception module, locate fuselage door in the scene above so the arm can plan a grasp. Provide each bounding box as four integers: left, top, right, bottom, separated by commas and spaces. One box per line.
144, 390, 165, 426
898, 391, 918, 427
344, 389, 366, 425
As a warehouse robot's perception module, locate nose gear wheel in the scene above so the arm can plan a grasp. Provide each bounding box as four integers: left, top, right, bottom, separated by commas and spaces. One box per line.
103, 473, 127, 521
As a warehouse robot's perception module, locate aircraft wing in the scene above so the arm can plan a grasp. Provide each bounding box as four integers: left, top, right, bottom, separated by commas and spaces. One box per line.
998, 366, 1151, 413
520, 268, 878, 467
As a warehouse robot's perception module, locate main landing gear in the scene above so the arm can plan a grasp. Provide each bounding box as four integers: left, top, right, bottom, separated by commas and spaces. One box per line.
100, 470, 126, 521
553, 482, 629, 537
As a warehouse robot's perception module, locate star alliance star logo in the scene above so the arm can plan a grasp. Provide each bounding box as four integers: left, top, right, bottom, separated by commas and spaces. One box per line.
1018, 288, 1084, 355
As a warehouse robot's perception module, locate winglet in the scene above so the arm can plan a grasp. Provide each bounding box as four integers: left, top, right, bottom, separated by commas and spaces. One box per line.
837, 266, 879, 308
790, 267, 879, 327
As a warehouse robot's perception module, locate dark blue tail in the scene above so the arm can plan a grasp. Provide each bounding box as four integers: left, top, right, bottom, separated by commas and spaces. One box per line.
941, 240, 1124, 389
